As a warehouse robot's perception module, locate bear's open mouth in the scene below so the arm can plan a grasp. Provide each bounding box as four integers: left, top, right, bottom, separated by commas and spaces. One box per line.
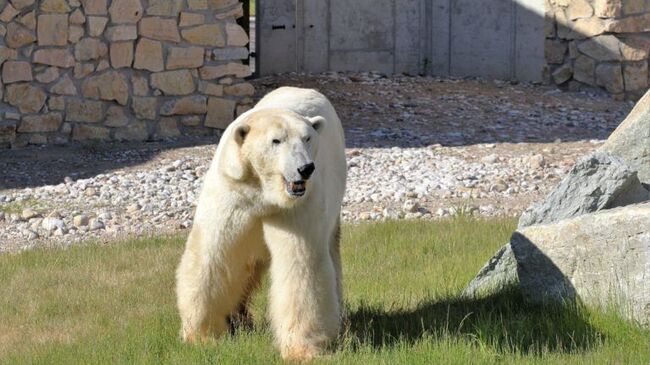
285, 179, 306, 197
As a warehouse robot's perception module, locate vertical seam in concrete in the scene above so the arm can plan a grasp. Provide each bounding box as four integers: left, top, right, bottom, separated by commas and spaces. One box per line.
447, 0, 452, 76
327, 0, 331, 70
254, 0, 260, 77
418, 0, 422, 75
392, 0, 397, 74
422, 0, 430, 75
295, 0, 304, 72
510, 0, 517, 80
429, 0, 434, 76
256, 0, 261, 77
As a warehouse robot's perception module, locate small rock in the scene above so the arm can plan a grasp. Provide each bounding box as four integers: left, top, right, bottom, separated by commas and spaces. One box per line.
89, 218, 104, 231
527, 154, 545, 169
491, 180, 508, 192
21, 208, 40, 220
98, 212, 112, 221
127, 203, 141, 213
41, 217, 65, 232
73, 214, 89, 227
481, 154, 499, 164
47, 210, 62, 219
402, 199, 420, 213
30, 218, 43, 230
10, 214, 24, 223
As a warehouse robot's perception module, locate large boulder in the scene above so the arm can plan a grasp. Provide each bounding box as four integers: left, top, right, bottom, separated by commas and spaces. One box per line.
464, 152, 649, 298
600, 89, 650, 185
512, 203, 650, 327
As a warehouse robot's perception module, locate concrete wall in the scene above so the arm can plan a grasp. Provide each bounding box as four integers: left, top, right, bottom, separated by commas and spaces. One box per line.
259, 0, 648, 99
258, 0, 546, 82
0, 0, 255, 149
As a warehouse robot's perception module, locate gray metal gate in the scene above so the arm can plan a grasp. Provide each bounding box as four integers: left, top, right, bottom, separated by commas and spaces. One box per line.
257, 0, 544, 82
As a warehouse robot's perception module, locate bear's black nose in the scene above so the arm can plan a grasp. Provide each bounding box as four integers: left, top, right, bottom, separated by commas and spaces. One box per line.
298, 162, 315, 180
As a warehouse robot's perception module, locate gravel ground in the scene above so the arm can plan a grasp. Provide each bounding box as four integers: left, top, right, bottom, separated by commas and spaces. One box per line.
0, 72, 633, 252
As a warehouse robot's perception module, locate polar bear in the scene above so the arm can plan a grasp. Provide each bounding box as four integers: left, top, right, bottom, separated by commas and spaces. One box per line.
175, 87, 347, 360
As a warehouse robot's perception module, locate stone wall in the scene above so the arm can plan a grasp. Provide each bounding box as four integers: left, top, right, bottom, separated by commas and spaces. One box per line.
0, 0, 254, 148
545, 0, 650, 100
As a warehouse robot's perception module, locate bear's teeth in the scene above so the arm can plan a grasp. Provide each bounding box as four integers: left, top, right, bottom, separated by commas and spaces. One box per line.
288, 181, 306, 195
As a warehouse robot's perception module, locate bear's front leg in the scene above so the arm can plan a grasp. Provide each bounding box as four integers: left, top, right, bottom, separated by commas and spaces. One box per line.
176, 211, 263, 343
263, 218, 341, 361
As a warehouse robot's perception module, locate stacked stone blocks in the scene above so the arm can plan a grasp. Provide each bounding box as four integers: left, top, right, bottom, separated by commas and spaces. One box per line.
545, 0, 650, 100
0, 0, 254, 148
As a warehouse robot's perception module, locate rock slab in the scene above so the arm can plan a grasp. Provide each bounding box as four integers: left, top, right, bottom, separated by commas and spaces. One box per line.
513, 203, 650, 327
519, 152, 649, 228
464, 152, 649, 298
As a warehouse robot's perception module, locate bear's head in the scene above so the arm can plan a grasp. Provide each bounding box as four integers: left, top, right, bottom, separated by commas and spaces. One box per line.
219, 108, 325, 208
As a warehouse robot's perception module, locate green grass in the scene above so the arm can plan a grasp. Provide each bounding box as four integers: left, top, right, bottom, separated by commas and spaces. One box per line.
0, 198, 37, 215
1, 218, 649, 364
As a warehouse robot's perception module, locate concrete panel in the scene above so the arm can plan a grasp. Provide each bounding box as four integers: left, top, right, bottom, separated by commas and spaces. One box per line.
329, 0, 394, 51
430, 0, 451, 76
449, 0, 513, 79
329, 50, 394, 74
258, 0, 296, 75
303, 0, 330, 72
514, 0, 545, 82
395, 0, 424, 75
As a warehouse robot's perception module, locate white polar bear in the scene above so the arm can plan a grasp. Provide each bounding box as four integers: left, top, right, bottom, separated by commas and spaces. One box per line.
175, 87, 347, 360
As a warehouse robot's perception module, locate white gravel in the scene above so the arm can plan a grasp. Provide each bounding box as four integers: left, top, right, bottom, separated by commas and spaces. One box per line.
0, 140, 605, 252
0, 72, 633, 252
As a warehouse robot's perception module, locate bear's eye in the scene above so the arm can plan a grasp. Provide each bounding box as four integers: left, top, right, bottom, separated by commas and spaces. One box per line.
305, 136, 311, 142
272, 139, 281, 145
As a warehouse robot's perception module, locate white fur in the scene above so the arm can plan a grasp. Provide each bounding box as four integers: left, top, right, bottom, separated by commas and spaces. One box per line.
176, 87, 346, 360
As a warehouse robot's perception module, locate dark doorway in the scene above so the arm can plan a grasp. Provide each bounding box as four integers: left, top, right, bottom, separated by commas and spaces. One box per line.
237, 0, 258, 77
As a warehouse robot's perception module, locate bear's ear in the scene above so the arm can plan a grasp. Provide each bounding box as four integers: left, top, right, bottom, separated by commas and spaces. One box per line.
233, 124, 250, 145
308, 116, 326, 134
220, 124, 250, 181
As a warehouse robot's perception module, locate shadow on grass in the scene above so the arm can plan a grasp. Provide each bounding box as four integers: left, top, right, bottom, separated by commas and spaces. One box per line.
346, 289, 602, 355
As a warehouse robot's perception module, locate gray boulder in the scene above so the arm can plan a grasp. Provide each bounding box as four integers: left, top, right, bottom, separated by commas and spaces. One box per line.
519, 152, 649, 228
600, 88, 650, 185
513, 203, 650, 327
464, 152, 649, 298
